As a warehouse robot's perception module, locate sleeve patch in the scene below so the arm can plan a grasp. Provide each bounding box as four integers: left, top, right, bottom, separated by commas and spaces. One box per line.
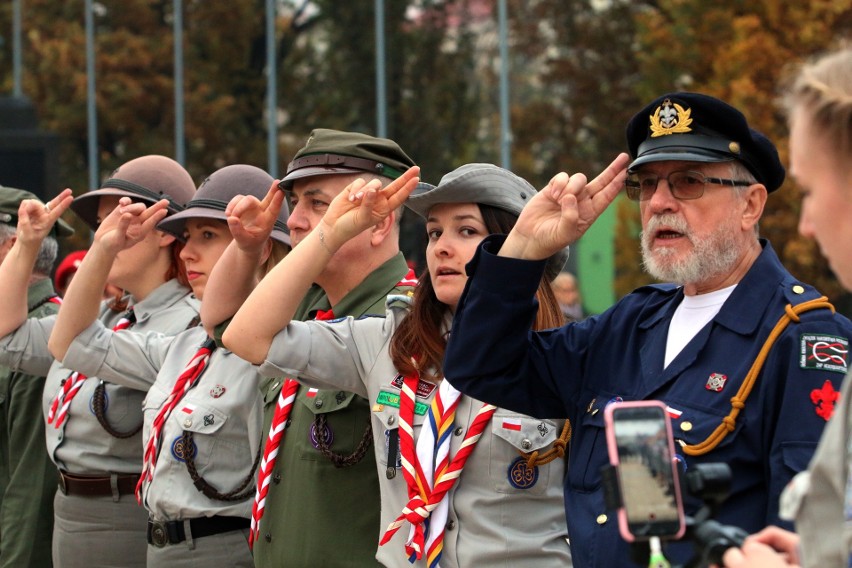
799, 334, 848, 374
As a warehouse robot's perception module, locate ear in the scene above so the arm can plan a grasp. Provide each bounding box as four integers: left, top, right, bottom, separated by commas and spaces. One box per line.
157, 230, 177, 248
258, 238, 273, 266
369, 209, 397, 246
741, 184, 767, 232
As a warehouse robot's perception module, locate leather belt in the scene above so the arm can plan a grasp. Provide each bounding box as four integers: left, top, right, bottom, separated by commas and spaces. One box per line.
58, 471, 139, 497
146, 516, 250, 547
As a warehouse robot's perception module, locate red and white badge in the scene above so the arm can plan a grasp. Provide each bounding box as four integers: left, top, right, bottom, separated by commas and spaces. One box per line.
501, 417, 523, 431
705, 373, 728, 392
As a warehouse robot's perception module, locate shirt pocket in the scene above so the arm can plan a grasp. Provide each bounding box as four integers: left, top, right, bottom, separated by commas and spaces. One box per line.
165, 400, 229, 472
93, 381, 143, 430
296, 387, 371, 461
490, 411, 560, 496
375, 402, 427, 470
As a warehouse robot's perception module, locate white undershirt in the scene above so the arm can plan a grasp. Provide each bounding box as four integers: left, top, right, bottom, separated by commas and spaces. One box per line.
664, 284, 737, 368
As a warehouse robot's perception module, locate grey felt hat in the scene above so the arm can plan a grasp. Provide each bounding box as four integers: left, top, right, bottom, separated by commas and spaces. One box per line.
157, 164, 290, 246
70, 155, 197, 231
406, 163, 568, 279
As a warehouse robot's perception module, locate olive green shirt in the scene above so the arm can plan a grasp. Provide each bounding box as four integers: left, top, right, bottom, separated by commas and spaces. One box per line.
0, 278, 59, 568
252, 253, 412, 568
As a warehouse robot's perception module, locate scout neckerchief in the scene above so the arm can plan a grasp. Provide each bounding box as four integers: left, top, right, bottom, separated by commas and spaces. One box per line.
249, 268, 418, 547
249, 308, 337, 547
135, 337, 216, 503
380, 372, 496, 568
47, 308, 135, 429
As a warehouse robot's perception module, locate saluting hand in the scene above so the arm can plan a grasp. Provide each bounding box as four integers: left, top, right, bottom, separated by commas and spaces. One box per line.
94, 197, 169, 256
225, 181, 286, 253
16, 188, 74, 246
502, 153, 629, 260
319, 166, 420, 250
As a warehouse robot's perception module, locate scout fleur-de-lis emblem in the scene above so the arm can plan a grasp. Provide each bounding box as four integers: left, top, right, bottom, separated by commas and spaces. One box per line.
649, 99, 693, 137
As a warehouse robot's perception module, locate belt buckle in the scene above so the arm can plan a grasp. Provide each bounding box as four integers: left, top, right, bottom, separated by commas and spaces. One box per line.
149, 520, 169, 548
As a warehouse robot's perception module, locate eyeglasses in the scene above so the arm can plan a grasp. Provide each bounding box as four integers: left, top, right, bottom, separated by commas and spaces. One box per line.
624, 170, 753, 201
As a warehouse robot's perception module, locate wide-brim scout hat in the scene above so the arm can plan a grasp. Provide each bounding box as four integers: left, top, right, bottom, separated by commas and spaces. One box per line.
158, 164, 290, 246
625, 92, 785, 192
70, 155, 197, 231
0, 185, 74, 237
279, 128, 416, 189
406, 163, 568, 280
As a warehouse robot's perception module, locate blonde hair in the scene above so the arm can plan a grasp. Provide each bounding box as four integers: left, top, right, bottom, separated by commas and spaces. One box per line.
783, 46, 852, 162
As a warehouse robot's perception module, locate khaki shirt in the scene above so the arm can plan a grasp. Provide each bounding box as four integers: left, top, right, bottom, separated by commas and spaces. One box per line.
252, 253, 409, 568
0, 279, 60, 568
0, 279, 198, 475
260, 303, 572, 568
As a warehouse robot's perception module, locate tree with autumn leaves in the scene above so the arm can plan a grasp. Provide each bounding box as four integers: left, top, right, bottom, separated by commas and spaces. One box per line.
0, 0, 849, 309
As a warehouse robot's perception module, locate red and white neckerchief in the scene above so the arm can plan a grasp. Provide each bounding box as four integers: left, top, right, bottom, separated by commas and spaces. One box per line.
48, 296, 63, 305
249, 268, 419, 546
47, 309, 135, 429
135, 337, 216, 503
249, 308, 337, 547
380, 373, 496, 568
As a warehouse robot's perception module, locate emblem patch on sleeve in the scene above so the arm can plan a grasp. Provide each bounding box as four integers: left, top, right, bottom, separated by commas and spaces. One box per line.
799, 334, 848, 374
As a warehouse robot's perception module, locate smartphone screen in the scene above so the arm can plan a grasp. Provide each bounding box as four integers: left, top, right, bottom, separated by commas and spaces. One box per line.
605, 401, 685, 541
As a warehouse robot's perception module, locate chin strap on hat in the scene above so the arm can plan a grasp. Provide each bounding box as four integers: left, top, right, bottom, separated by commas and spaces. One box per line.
682, 296, 835, 456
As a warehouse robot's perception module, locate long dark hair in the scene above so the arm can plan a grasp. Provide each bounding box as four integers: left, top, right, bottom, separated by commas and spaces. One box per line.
389, 204, 564, 382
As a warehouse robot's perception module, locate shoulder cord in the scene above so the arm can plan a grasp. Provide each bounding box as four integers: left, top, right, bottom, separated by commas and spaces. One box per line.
682, 296, 835, 456
520, 419, 572, 468
92, 314, 200, 439
182, 429, 263, 502
92, 382, 143, 439
313, 414, 373, 468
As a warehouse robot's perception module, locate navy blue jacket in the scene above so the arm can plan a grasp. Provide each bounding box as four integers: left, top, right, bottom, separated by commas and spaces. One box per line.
445, 236, 852, 567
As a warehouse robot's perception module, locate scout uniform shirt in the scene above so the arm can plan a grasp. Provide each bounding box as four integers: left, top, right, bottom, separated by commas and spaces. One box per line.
61, 321, 261, 521
444, 237, 852, 567
252, 253, 411, 568
258, 303, 572, 567
0, 278, 61, 568
0, 279, 199, 475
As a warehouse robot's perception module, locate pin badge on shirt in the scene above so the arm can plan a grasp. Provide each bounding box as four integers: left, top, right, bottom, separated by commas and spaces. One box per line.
171, 436, 198, 462
309, 421, 334, 450
507, 457, 538, 489
209, 385, 226, 398
705, 373, 728, 392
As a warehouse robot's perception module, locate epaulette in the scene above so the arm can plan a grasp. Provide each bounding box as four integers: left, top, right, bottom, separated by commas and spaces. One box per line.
386, 292, 414, 311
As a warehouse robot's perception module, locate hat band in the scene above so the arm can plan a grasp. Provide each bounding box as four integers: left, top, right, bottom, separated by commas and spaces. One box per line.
635, 133, 741, 162
100, 178, 184, 211
185, 198, 289, 235
287, 153, 405, 180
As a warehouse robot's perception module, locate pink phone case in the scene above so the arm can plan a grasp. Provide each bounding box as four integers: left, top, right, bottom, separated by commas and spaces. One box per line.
604, 399, 686, 542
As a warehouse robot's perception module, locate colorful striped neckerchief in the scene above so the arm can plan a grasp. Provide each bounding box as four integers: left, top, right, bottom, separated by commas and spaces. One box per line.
47, 308, 135, 429
380, 372, 496, 568
135, 337, 216, 503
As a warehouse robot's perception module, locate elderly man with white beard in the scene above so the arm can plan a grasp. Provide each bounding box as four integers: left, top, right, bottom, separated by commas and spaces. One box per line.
441, 92, 852, 568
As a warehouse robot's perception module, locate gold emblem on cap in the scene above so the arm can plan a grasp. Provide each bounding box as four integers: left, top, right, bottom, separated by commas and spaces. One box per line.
650, 99, 693, 138
729, 141, 741, 154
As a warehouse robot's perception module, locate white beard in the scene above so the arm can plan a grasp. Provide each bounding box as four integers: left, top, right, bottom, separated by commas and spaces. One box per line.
641, 213, 742, 285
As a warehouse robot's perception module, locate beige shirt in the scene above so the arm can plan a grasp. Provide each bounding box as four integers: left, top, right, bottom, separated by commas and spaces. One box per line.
260, 304, 572, 568
0, 279, 198, 475
62, 324, 262, 521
